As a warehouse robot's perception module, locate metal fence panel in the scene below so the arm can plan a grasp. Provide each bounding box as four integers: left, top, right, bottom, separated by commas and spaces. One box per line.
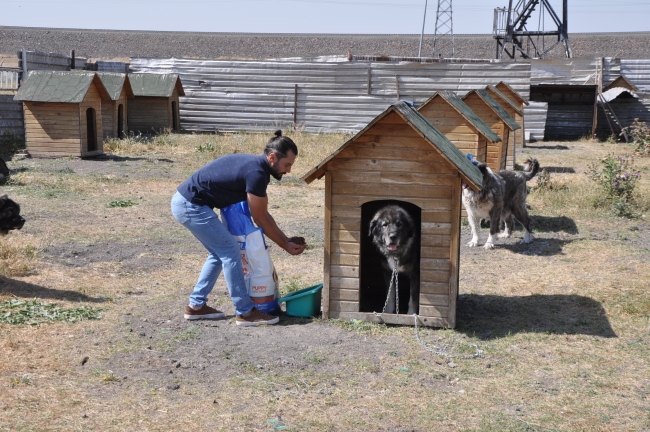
0, 71, 20, 90
621, 59, 650, 91
524, 101, 548, 142
531, 58, 600, 86
130, 57, 531, 134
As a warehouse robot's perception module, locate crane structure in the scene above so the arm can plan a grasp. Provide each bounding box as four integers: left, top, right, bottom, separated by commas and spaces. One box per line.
493, 0, 571, 60
432, 0, 454, 58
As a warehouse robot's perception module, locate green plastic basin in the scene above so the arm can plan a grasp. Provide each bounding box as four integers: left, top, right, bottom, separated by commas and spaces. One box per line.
277, 283, 323, 318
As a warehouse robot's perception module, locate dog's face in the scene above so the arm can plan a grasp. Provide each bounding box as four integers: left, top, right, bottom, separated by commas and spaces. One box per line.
0, 195, 25, 236
369, 205, 414, 256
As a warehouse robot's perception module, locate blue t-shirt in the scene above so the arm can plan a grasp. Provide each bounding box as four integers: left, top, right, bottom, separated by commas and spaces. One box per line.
177, 153, 271, 209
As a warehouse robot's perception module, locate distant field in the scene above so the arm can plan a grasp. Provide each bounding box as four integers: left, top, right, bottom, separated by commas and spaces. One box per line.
2, 26, 650, 60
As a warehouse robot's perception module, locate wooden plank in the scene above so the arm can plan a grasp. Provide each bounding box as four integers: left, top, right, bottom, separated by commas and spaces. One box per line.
330, 288, 359, 302
330, 253, 359, 266
335, 311, 449, 328
332, 182, 452, 199
421, 270, 450, 283
352, 134, 434, 149
329, 277, 359, 290
420, 281, 449, 295
331, 217, 360, 231
331, 206, 360, 219
26, 138, 80, 144
337, 146, 440, 161
422, 211, 453, 223
421, 222, 452, 235
331, 171, 457, 187
331, 229, 359, 243
420, 293, 450, 307
330, 265, 359, 278
421, 247, 450, 259
419, 305, 449, 318
332, 194, 452, 211
328, 158, 456, 175
421, 235, 451, 248
365, 122, 423, 137
331, 242, 359, 255
323, 172, 332, 319
420, 258, 449, 270
448, 174, 461, 328
329, 301, 359, 313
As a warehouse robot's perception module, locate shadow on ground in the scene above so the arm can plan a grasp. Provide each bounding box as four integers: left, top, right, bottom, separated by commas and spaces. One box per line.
456, 294, 617, 340
543, 166, 576, 173
532, 215, 579, 234
525, 145, 570, 150
0, 276, 109, 303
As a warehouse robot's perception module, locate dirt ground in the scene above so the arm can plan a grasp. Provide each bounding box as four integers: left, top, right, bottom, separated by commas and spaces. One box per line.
1, 137, 649, 431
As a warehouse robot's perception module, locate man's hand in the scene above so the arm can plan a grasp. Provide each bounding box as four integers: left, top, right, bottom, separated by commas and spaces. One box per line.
288, 236, 306, 246
286, 240, 307, 255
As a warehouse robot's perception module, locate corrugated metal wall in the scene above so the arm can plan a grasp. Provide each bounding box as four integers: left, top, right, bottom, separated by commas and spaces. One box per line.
524, 101, 548, 142
597, 93, 650, 137
0, 93, 24, 139
0, 71, 20, 90
22, 50, 88, 71
621, 59, 650, 91
531, 58, 600, 86
130, 57, 531, 134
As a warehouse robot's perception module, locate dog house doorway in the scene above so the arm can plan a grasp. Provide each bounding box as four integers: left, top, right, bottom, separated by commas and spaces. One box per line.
359, 199, 421, 314
86, 107, 97, 152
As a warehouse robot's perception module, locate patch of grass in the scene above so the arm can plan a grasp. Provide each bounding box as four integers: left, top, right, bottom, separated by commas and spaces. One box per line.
0, 299, 102, 325
0, 238, 38, 277
107, 199, 135, 208
174, 325, 202, 341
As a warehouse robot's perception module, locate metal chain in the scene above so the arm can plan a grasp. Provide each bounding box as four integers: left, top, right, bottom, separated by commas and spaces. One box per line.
413, 314, 483, 359
374, 257, 399, 318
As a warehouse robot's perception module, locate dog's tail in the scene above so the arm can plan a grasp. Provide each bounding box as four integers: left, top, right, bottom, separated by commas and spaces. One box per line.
522, 158, 540, 181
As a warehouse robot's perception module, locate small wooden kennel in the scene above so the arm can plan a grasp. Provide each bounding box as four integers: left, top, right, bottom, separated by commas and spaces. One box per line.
302, 101, 483, 328
14, 70, 111, 158
97, 72, 133, 139
418, 91, 502, 165
462, 88, 521, 172
495, 81, 530, 151
486, 85, 524, 170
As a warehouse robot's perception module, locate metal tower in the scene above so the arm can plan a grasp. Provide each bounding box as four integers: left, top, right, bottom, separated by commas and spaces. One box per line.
493, 0, 570, 60
432, 0, 454, 58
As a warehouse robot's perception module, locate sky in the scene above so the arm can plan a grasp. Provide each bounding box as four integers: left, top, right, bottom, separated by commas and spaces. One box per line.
1, 0, 649, 35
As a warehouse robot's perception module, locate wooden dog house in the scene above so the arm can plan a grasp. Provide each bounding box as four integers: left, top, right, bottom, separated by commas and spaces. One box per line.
97, 73, 133, 139
128, 73, 184, 134
14, 70, 111, 157
462, 89, 520, 172
486, 85, 524, 170
496, 82, 529, 153
301, 101, 483, 328
418, 91, 501, 165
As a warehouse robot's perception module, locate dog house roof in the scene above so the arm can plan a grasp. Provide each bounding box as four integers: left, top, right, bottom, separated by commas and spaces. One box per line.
463, 89, 521, 131
14, 70, 110, 103
603, 76, 639, 93
128, 73, 185, 97
486, 85, 524, 116
419, 91, 502, 143
496, 81, 530, 106
301, 100, 483, 189
97, 73, 134, 101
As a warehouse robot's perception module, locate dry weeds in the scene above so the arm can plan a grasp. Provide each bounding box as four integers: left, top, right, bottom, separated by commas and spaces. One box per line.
0, 134, 649, 431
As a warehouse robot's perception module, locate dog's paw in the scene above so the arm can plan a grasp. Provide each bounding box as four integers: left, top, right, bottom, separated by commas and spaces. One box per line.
520, 233, 534, 244
467, 240, 478, 247
483, 242, 495, 250
497, 232, 511, 239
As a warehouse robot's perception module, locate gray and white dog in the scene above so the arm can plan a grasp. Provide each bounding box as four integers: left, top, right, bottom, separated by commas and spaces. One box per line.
369, 205, 420, 314
462, 158, 540, 249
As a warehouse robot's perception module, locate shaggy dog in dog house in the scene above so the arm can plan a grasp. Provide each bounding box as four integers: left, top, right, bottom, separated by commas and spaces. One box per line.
0, 195, 26, 236
462, 158, 540, 249
369, 204, 420, 315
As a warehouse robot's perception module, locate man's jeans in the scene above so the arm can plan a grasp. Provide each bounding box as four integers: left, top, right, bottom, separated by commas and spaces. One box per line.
171, 191, 254, 316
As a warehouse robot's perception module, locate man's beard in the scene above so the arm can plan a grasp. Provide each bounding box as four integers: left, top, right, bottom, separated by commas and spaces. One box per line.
270, 165, 284, 180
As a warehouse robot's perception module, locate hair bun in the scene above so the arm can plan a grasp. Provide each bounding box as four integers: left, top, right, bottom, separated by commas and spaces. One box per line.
274, 130, 282, 138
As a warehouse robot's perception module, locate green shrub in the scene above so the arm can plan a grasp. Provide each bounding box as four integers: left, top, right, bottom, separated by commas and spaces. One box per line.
622, 119, 650, 155
588, 154, 641, 218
